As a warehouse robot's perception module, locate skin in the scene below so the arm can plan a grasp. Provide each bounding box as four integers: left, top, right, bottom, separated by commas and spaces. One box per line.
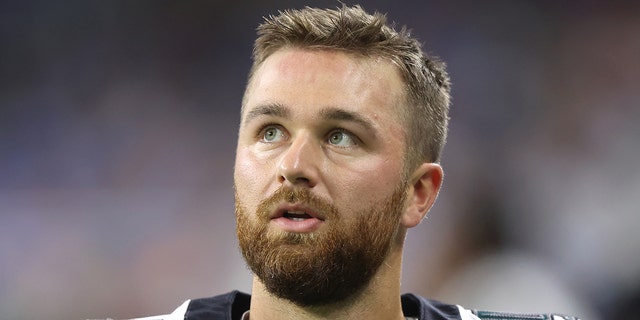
234, 47, 444, 320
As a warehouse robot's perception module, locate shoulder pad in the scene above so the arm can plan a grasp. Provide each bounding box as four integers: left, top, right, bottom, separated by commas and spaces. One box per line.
473, 310, 581, 320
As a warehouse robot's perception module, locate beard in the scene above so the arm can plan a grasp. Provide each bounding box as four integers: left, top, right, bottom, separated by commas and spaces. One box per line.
235, 183, 407, 307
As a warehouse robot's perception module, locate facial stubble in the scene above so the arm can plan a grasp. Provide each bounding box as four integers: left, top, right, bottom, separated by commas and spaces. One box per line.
235, 184, 407, 307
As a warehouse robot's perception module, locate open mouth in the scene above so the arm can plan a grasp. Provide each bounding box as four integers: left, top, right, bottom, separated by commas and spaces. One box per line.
271, 205, 325, 233
283, 211, 313, 221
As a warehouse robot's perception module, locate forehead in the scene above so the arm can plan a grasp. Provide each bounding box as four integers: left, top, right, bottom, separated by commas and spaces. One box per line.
243, 48, 406, 123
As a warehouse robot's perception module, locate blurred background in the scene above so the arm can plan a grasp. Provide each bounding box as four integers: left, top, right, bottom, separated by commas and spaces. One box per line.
1, 0, 639, 319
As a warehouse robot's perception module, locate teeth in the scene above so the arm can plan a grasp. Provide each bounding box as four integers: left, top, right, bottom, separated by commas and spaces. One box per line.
284, 211, 310, 221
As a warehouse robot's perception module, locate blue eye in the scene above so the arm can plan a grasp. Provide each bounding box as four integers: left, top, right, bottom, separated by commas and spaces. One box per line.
262, 126, 286, 142
328, 130, 356, 147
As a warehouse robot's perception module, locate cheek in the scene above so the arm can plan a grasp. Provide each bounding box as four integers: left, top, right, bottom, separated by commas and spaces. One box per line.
330, 158, 404, 212
234, 148, 270, 206
235, 146, 270, 178
234, 151, 252, 184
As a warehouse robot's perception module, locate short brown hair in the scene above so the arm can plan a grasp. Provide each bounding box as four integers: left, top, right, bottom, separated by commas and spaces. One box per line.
245, 5, 451, 166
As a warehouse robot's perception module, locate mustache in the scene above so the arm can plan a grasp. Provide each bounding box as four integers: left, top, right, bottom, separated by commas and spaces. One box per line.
257, 186, 338, 220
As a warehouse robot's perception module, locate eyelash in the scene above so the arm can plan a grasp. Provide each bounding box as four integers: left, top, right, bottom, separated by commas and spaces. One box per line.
256, 123, 283, 140
327, 128, 359, 146
255, 123, 360, 146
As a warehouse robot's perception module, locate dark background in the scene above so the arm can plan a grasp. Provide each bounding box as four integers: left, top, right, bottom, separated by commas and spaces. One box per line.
1, 1, 639, 319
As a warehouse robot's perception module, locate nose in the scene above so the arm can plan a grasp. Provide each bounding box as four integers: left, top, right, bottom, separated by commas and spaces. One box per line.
277, 133, 320, 188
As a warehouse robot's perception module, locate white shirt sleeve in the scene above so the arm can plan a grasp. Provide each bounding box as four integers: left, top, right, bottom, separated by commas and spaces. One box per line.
457, 305, 481, 320
129, 300, 191, 320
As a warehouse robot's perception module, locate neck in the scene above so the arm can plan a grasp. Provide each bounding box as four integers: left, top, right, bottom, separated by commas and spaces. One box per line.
248, 246, 406, 320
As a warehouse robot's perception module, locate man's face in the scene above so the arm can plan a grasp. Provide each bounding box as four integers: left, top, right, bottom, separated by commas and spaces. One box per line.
234, 48, 410, 306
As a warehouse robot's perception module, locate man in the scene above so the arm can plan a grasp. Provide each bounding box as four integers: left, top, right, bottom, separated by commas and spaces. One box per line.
134, 5, 579, 320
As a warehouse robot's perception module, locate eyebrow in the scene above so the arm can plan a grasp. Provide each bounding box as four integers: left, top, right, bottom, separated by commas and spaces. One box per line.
243, 104, 377, 136
319, 107, 375, 133
243, 103, 290, 126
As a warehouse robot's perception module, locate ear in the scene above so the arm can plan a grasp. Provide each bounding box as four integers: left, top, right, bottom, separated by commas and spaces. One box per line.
401, 163, 444, 228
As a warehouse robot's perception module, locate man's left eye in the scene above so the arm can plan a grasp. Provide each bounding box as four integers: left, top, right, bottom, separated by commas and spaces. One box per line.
328, 130, 356, 147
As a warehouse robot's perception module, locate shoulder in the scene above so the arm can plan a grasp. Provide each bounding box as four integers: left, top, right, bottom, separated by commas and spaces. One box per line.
471, 310, 581, 320
400, 293, 581, 320
186, 290, 250, 320
130, 291, 250, 320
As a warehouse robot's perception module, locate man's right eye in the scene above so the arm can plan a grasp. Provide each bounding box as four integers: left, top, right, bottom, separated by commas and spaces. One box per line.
261, 126, 286, 142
